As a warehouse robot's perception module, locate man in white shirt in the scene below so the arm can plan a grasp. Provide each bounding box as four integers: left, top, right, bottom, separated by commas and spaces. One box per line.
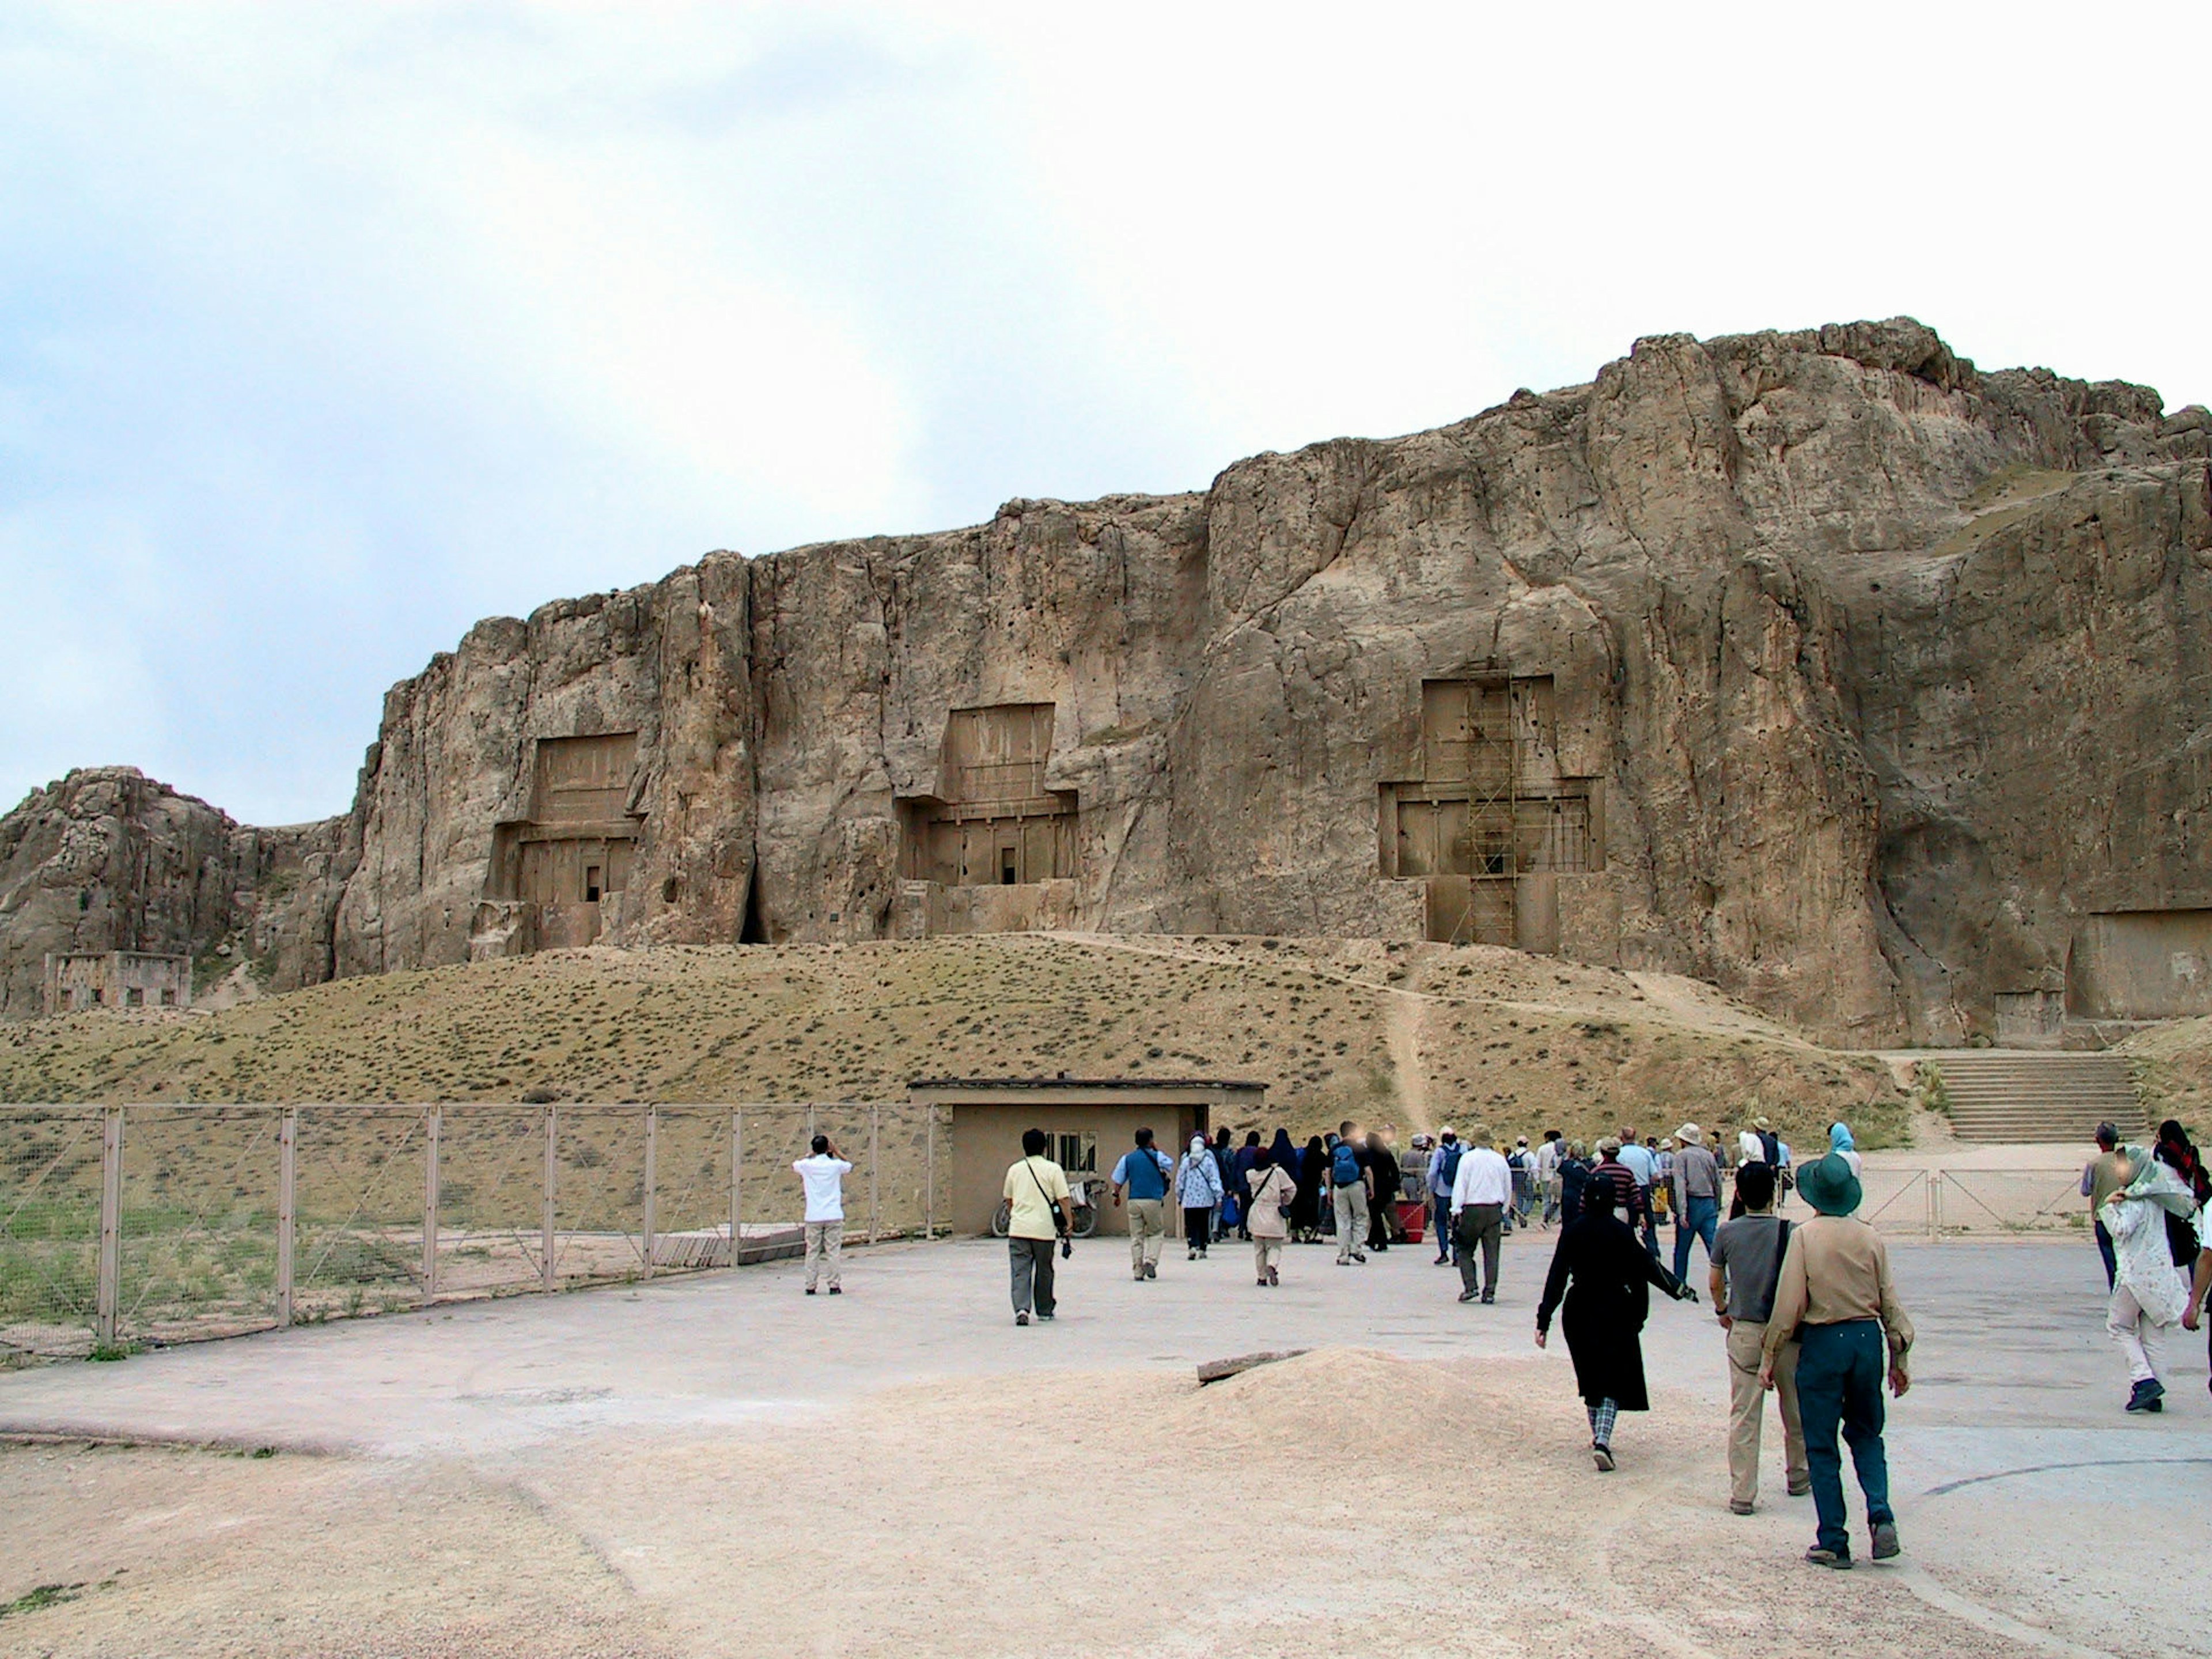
793, 1134, 854, 1296
1449, 1125, 1513, 1305
1533, 1130, 1565, 1226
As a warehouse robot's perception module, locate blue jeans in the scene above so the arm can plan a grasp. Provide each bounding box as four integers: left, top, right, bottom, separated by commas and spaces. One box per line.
2094, 1218, 2118, 1290
1431, 1194, 1453, 1257
1672, 1195, 1719, 1281
1795, 1320, 1893, 1555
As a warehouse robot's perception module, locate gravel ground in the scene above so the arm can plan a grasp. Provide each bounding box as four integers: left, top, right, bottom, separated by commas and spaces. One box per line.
0, 1350, 2101, 1658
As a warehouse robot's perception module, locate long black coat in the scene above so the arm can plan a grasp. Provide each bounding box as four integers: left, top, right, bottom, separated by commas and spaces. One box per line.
1535, 1210, 1689, 1411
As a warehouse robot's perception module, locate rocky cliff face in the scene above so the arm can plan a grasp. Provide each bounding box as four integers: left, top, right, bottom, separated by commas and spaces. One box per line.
6, 319, 2208, 1045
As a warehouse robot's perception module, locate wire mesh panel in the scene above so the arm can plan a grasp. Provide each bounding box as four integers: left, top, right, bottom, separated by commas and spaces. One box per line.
434, 1106, 555, 1297
873, 1104, 934, 1238
739, 1105, 817, 1243
550, 1106, 649, 1286
295, 1107, 426, 1322
1938, 1168, 2092, 1234
0, 1107, 103, 1358
652, 1106, 733, 1270
120, 1107, 281, 1344
1855, 1168, 1930, 1237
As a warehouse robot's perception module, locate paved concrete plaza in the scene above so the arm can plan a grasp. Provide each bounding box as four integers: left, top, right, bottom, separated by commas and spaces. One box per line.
2, 1228, 2206, 1656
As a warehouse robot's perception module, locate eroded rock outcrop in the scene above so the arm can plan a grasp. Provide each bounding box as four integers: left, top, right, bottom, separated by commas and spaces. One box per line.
0, 768, 355, 1017
6, 319, 2209, 1045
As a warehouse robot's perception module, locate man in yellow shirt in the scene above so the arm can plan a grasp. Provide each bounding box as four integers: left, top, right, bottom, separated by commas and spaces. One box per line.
1003, 1128, 1075, 1327
1760, 1152, 1912, 1570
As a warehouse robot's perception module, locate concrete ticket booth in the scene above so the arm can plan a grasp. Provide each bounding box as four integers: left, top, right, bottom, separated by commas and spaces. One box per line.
909, 1076, 1268, 1238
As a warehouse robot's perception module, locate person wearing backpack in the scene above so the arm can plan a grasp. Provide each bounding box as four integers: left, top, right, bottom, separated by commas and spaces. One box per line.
1710, 1160, 1809, 1515
1330, 1119, 1372, 1266
1428, 1130, 1464, 1266
1246, 1146, 1296, 1287
1110, 1127, 1175, 1282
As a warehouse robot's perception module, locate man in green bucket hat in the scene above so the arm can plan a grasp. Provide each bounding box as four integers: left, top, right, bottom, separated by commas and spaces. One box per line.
1759, 1151, 1915, 1569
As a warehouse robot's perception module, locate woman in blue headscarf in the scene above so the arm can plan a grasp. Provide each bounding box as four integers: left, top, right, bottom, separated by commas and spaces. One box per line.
1827, 1122, 1862, 1179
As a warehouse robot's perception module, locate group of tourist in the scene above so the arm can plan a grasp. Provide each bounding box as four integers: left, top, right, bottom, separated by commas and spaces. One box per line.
2082, 1116, 2212, 1414
798, 1104, 2212, 1575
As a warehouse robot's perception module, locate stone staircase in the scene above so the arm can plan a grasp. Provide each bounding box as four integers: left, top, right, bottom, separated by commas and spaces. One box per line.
1922, 1051, 2147, 1144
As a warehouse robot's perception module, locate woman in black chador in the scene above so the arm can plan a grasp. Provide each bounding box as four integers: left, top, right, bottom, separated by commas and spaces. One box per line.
1535, 1181, 1698, 1469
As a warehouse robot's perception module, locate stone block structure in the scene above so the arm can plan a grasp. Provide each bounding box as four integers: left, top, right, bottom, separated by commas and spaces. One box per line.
43, 950, 190, 1014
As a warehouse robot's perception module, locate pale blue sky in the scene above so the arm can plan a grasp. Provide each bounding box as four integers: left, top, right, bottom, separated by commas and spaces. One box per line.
4, 2, 2206, 824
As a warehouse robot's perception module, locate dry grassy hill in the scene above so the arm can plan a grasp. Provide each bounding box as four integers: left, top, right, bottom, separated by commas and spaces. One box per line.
0, 935, 1904, 1150
2120, 1018, 2212, 1138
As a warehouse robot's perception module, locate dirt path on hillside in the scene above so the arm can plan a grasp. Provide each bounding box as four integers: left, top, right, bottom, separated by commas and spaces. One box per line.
1384, 988, 1430, 1130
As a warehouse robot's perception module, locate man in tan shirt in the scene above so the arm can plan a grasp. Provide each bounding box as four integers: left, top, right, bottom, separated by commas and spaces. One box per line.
1759, 1152, 1912, 1570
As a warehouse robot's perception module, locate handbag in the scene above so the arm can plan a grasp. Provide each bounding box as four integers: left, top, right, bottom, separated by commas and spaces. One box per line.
1023, 1157, 1073, 1258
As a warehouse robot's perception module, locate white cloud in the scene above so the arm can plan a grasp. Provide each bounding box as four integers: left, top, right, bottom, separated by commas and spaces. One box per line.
0, 0, 2205, 823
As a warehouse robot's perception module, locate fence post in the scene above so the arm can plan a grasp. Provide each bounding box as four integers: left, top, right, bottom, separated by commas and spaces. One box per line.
96, 1105, 124, 1349
541, 1103, 558, 1292
1929, 1171, 1942, 1236
642, 1105, 658, 1280
923, 1105, 934, 1241
276, 1107, 297, 1327
729, 1107, 744, 1269
423, 1105, 441, 1302
869, 1103, 881, 1244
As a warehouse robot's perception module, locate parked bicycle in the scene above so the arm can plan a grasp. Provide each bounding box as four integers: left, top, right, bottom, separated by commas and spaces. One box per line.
991, 1171, 1105, 1238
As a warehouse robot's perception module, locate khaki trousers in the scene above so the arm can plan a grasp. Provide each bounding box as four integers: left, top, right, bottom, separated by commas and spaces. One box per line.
804, 1220, 843, 1291
1726, 1319, 1806, 1508
1127, 1199, 1166, 1274
1252, 1237, 1284, 1280
1334, 1184, 1370, 1261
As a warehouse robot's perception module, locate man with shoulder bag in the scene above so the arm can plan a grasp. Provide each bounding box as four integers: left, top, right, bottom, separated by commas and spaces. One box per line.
1710, 1160, 1808, 1515
1003, 1128, 1075, 1327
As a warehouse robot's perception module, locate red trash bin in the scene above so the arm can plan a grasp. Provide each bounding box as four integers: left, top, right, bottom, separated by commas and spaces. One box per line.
1396, 1199, 1427, 1244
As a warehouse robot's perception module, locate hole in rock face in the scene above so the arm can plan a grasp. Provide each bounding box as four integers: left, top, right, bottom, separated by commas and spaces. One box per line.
739, 863, 770, 945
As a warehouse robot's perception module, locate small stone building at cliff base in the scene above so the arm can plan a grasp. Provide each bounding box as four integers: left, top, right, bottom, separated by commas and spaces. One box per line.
43, 951, 190, 1016
910, 1075, 1267, 1238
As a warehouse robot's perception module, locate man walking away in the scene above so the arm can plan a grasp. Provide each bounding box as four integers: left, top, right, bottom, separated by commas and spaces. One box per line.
1247, 1147, 1294, 1286
1366, 1130, 1403, 1252
1177, 1134, 1225, 1259
1711, 1161, 1808, 1514
1616, 1130, 1660, 1259
1111, 1128, 1174, 1282
1429, 1130, 1463, 1265
1003, 1128, 1074, 1326
2081, 1123, 2132, 1290
1588, 1139, 1650, 1240
1535, 1130, 1564, 1226
1509, 1138, 1535, 1229
1761, 1153, 1912, 1569
1672, 1124, 1724, 1282
794, 1134, 853, 1296
1450, 1126, 1512, 1304
1331, 1120, 1372, 1266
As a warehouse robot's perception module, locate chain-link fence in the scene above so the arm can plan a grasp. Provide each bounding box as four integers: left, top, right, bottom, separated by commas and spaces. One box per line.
0, 1102, 937, 1359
